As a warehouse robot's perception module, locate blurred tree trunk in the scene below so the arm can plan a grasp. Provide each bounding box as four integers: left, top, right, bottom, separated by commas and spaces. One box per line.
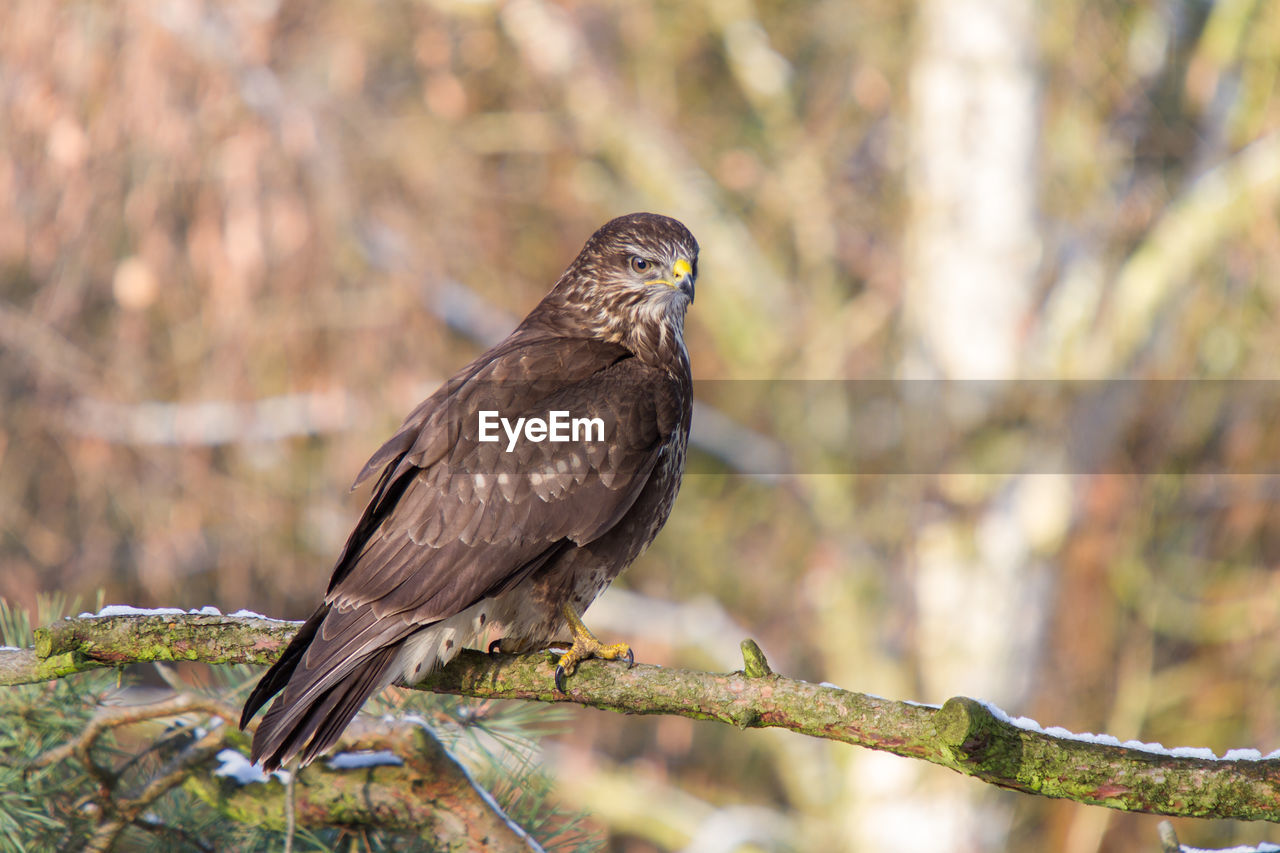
903, 0, 1039, 381
880, 0, 1048, 851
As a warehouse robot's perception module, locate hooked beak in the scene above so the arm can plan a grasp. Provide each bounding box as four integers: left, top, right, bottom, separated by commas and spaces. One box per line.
671, 258, 695, 303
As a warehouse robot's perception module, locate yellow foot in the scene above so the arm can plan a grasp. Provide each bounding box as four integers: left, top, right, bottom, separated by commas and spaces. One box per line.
553, 603, 633, 692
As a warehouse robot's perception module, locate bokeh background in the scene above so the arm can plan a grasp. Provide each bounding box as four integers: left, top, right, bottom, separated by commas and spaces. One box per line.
3, 0, 1280, 850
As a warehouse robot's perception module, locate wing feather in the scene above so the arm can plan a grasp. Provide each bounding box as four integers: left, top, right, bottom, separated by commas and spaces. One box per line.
323, 335, 676, 624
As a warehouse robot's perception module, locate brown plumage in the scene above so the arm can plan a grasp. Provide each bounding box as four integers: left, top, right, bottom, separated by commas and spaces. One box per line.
240, 213, 698, 770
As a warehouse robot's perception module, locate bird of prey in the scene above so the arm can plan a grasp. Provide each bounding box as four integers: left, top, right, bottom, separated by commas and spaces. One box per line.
241, 212, 698, 770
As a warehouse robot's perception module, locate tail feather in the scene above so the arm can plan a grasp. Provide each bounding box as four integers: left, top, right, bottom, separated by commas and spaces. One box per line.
240, 605, 328, 730
299, 644, 402, 766
241, 603, 409, 770
251, 643, 402, 770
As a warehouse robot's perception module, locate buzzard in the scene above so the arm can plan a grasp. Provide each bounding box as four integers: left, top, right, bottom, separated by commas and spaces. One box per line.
241, 213, 699, 770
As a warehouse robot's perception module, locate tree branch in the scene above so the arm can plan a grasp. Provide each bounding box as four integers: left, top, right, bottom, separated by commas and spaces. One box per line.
6, 611, 1280, 823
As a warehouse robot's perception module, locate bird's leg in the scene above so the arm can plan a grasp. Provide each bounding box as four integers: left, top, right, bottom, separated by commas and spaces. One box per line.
553, 602, 633, 692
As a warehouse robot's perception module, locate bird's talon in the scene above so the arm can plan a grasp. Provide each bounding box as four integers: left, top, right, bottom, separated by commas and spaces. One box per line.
487, 638, 503, 654
550, 603, 633, 689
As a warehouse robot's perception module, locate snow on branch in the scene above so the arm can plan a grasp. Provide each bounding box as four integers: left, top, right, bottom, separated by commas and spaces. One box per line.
5, 609, 1280, 823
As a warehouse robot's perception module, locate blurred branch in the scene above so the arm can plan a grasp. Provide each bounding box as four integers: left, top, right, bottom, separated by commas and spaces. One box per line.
6, 612, 1280, 822
62, 391, 358, 446
1083, 131, 1280, 372
0, 300, 105, 393
1156, 819, 1280, 853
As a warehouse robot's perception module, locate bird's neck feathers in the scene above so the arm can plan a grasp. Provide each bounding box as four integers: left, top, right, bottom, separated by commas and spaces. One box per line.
523, 278, 691, 374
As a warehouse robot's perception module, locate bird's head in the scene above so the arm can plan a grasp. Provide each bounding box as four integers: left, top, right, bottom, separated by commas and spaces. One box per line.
586, 212, 698, 303
543, 212, 699, 362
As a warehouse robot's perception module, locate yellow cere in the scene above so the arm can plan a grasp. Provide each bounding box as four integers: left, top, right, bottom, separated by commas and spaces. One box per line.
672, 258, 693, 281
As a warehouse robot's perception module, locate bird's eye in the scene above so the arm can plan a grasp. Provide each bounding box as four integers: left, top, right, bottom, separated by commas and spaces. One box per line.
629, 256, 650, 273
